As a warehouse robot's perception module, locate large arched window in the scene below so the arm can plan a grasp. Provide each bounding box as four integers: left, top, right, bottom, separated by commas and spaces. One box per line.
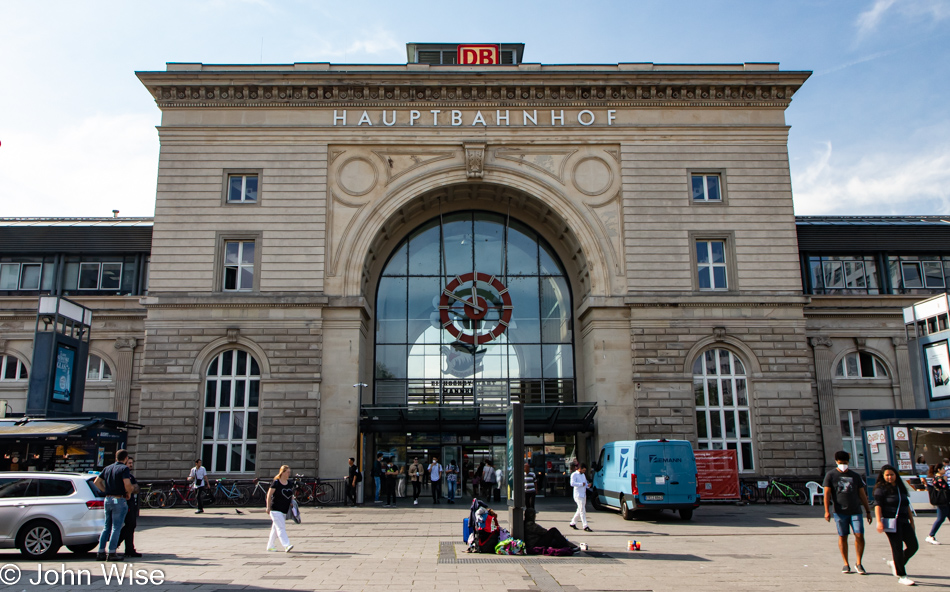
693, 348, 754, 472
375, 211, 574, 406
202, 349, 259, 473
835, 351, 888, 378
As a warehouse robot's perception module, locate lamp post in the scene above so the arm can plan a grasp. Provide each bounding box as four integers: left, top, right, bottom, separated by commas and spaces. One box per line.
353, 382, 368, 504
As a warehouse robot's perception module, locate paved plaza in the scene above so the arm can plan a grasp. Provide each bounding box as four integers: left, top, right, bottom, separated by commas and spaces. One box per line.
2, 499, 948, 592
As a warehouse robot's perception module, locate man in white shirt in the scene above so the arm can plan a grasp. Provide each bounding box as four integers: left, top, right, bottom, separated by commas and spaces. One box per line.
428, 457, 443, 504
569, 463, 592, 532
188, 459, 208, 514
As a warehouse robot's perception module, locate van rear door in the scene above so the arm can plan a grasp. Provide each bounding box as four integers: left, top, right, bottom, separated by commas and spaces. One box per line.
634, 443, 670, 503
660, 442, 696, 505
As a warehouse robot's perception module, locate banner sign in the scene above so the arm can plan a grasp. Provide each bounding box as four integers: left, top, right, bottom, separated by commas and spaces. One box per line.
695, 450, 740, 500
52, 344, 76, 403
924, 340, 950, 400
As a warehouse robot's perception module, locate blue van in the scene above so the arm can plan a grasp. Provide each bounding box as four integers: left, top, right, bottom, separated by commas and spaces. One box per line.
591, 439, 699, 520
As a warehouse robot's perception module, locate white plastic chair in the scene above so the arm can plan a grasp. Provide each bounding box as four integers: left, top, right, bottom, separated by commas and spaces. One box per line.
805, 481, 823, 506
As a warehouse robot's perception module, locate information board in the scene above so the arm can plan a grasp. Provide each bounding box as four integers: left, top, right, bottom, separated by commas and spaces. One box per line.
695, 449, 740, 500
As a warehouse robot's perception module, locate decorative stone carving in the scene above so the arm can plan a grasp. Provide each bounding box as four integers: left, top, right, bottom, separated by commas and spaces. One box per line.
809, 336, 833, 348
713, 327, 727, 341
337, 157, 378, 196
854, 337, 867, 348
464, 143, 486, 179
494, 148, 577, 183
113, 337, 136, 351
227, 328, 240, 343
891, 336, 908, 347
572, 157, 613, 196
0, 339, 6, 352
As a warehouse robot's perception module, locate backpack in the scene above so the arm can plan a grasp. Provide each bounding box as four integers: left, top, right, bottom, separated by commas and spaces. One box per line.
355, 470, 363, 483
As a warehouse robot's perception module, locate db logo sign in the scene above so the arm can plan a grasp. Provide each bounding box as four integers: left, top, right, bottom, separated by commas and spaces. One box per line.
457, 44, 500, 65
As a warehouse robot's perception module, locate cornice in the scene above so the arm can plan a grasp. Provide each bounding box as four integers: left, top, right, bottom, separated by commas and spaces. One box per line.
141, 79, 803, 110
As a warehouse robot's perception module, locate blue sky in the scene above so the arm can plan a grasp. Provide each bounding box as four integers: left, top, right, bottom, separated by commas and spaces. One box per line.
1, 0, 949, 217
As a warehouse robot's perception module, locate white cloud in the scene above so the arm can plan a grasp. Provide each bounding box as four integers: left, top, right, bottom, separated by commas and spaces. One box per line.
856, 0, 950, 36
293, 26, 402, 61
0, 113, 159, 218
792, 142, 950, 215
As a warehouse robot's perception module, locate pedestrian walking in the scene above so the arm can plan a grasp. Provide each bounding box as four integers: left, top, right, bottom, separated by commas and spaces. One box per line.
568, 463, 592, 532
822, 450, 871, 574
473, 460, 485, 498
409, 457, 423, 505
925, 463, 949, 545
494, 465, 503, 502
345, 457, 359, 506
524, 463, 537, 509
397, 462, 407, 498
481, 460, 496, 500
384, 458, 399, 507
429, 456, 443, 504
188, 459, 208, 514
266, 465, 295, 553
93, 449, 134, 561
873, 464, 918, 586
118, 456, 142, 558
372, 452, 384, 504
445, 460, 458, 503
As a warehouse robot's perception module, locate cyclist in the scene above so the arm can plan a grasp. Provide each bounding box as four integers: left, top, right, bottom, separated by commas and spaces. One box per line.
822, 450, 872, 575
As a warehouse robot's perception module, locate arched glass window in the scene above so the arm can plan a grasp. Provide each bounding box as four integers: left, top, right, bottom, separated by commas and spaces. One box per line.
693, 348, 754, 471
375, 211, 574, 406
202, 349, 260, 473
86, 354, 113, 381
0, 355, 28, 381
835, 352, 888, 378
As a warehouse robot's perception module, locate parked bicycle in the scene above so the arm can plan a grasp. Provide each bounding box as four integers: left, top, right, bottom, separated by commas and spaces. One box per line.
211, 478, 249, 505
763, 477, 806, 505
293, 475, 335, 505
740, 481, 759, 503
160, 479, 202, 508
247, 478, 270, 506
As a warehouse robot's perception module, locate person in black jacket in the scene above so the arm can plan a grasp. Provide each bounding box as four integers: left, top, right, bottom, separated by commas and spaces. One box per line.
925, 463, 949, 545
873, 464, 918, 586
119, 456, 142, 557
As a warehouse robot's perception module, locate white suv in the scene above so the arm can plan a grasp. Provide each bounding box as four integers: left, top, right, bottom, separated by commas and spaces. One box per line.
0, 472, 105, 558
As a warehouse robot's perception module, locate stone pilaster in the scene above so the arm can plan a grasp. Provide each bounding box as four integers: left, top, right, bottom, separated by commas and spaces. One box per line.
809, 336, 837, 467
891, 336, 917, 409
112, 337, 137, 422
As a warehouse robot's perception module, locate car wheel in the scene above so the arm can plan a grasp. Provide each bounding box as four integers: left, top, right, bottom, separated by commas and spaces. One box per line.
18, 520, 62, 559
590, 488, 604, 511
67, 542, 98, 555
679, 508, 693, 520
620, 495, 633, 521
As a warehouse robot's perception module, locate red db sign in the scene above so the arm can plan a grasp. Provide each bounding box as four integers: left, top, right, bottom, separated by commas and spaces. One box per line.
457, 44, 500, 65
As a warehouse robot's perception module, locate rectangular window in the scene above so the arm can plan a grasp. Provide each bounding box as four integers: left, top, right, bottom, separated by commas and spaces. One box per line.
227, 174, 259, 203
19, 264, 41, 290
0, 264, 20, 290
888, 256, 950, 293
696, 240, 728, 290
691, 174, 722, 202
807, 256, 879, 295
76, 262, 123, 291
223, 240, 255, 291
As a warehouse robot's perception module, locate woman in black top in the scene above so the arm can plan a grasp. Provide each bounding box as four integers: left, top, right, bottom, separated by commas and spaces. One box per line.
266, 465, 295, 553
926, 463, 950, 544
873, 464, 918, 585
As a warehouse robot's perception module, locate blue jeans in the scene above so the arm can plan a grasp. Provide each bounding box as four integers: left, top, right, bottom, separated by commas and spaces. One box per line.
447, 479, 456, 501
374, 477, 381, 502
99, 497, 129, 552
930, 504, 950, 538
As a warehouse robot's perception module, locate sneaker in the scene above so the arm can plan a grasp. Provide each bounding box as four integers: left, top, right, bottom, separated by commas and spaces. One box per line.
584, 526, 593, 532
887, 560, 898, 577
898, 577, 915, 586
195, 509, 204, 514
95, 552, 106, 561
106, 554, 124, 562
384, 504, 391, 508
569, 523, 578, 530
266, 547, 279, 552
855, 564, 867, 575
284, 545, 294, 553
841, 565, 851, 574
413, 500, 418, 505
125, 551, 143, 558
925, 536, 940, 545
375, 500, 383, 504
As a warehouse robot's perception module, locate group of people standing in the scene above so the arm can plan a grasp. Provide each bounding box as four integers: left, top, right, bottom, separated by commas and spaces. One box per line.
92, 449, 141, 561
823, 450, 950, 586
370, 453, 460, 506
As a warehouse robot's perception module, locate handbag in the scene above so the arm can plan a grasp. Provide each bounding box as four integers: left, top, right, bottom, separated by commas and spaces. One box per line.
286, 498, 301, 524
882, 491, 900, 533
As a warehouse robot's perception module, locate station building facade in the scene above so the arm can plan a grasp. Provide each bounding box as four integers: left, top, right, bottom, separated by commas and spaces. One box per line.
1, 44, 946, 483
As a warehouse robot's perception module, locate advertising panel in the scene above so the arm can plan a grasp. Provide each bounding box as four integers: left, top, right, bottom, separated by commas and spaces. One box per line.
52, 344, 75, 403
924, 340, 950, 400
695, 449, 739, 500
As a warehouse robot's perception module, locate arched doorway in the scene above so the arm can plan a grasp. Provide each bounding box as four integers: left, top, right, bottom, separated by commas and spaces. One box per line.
365, 208, 593, 499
